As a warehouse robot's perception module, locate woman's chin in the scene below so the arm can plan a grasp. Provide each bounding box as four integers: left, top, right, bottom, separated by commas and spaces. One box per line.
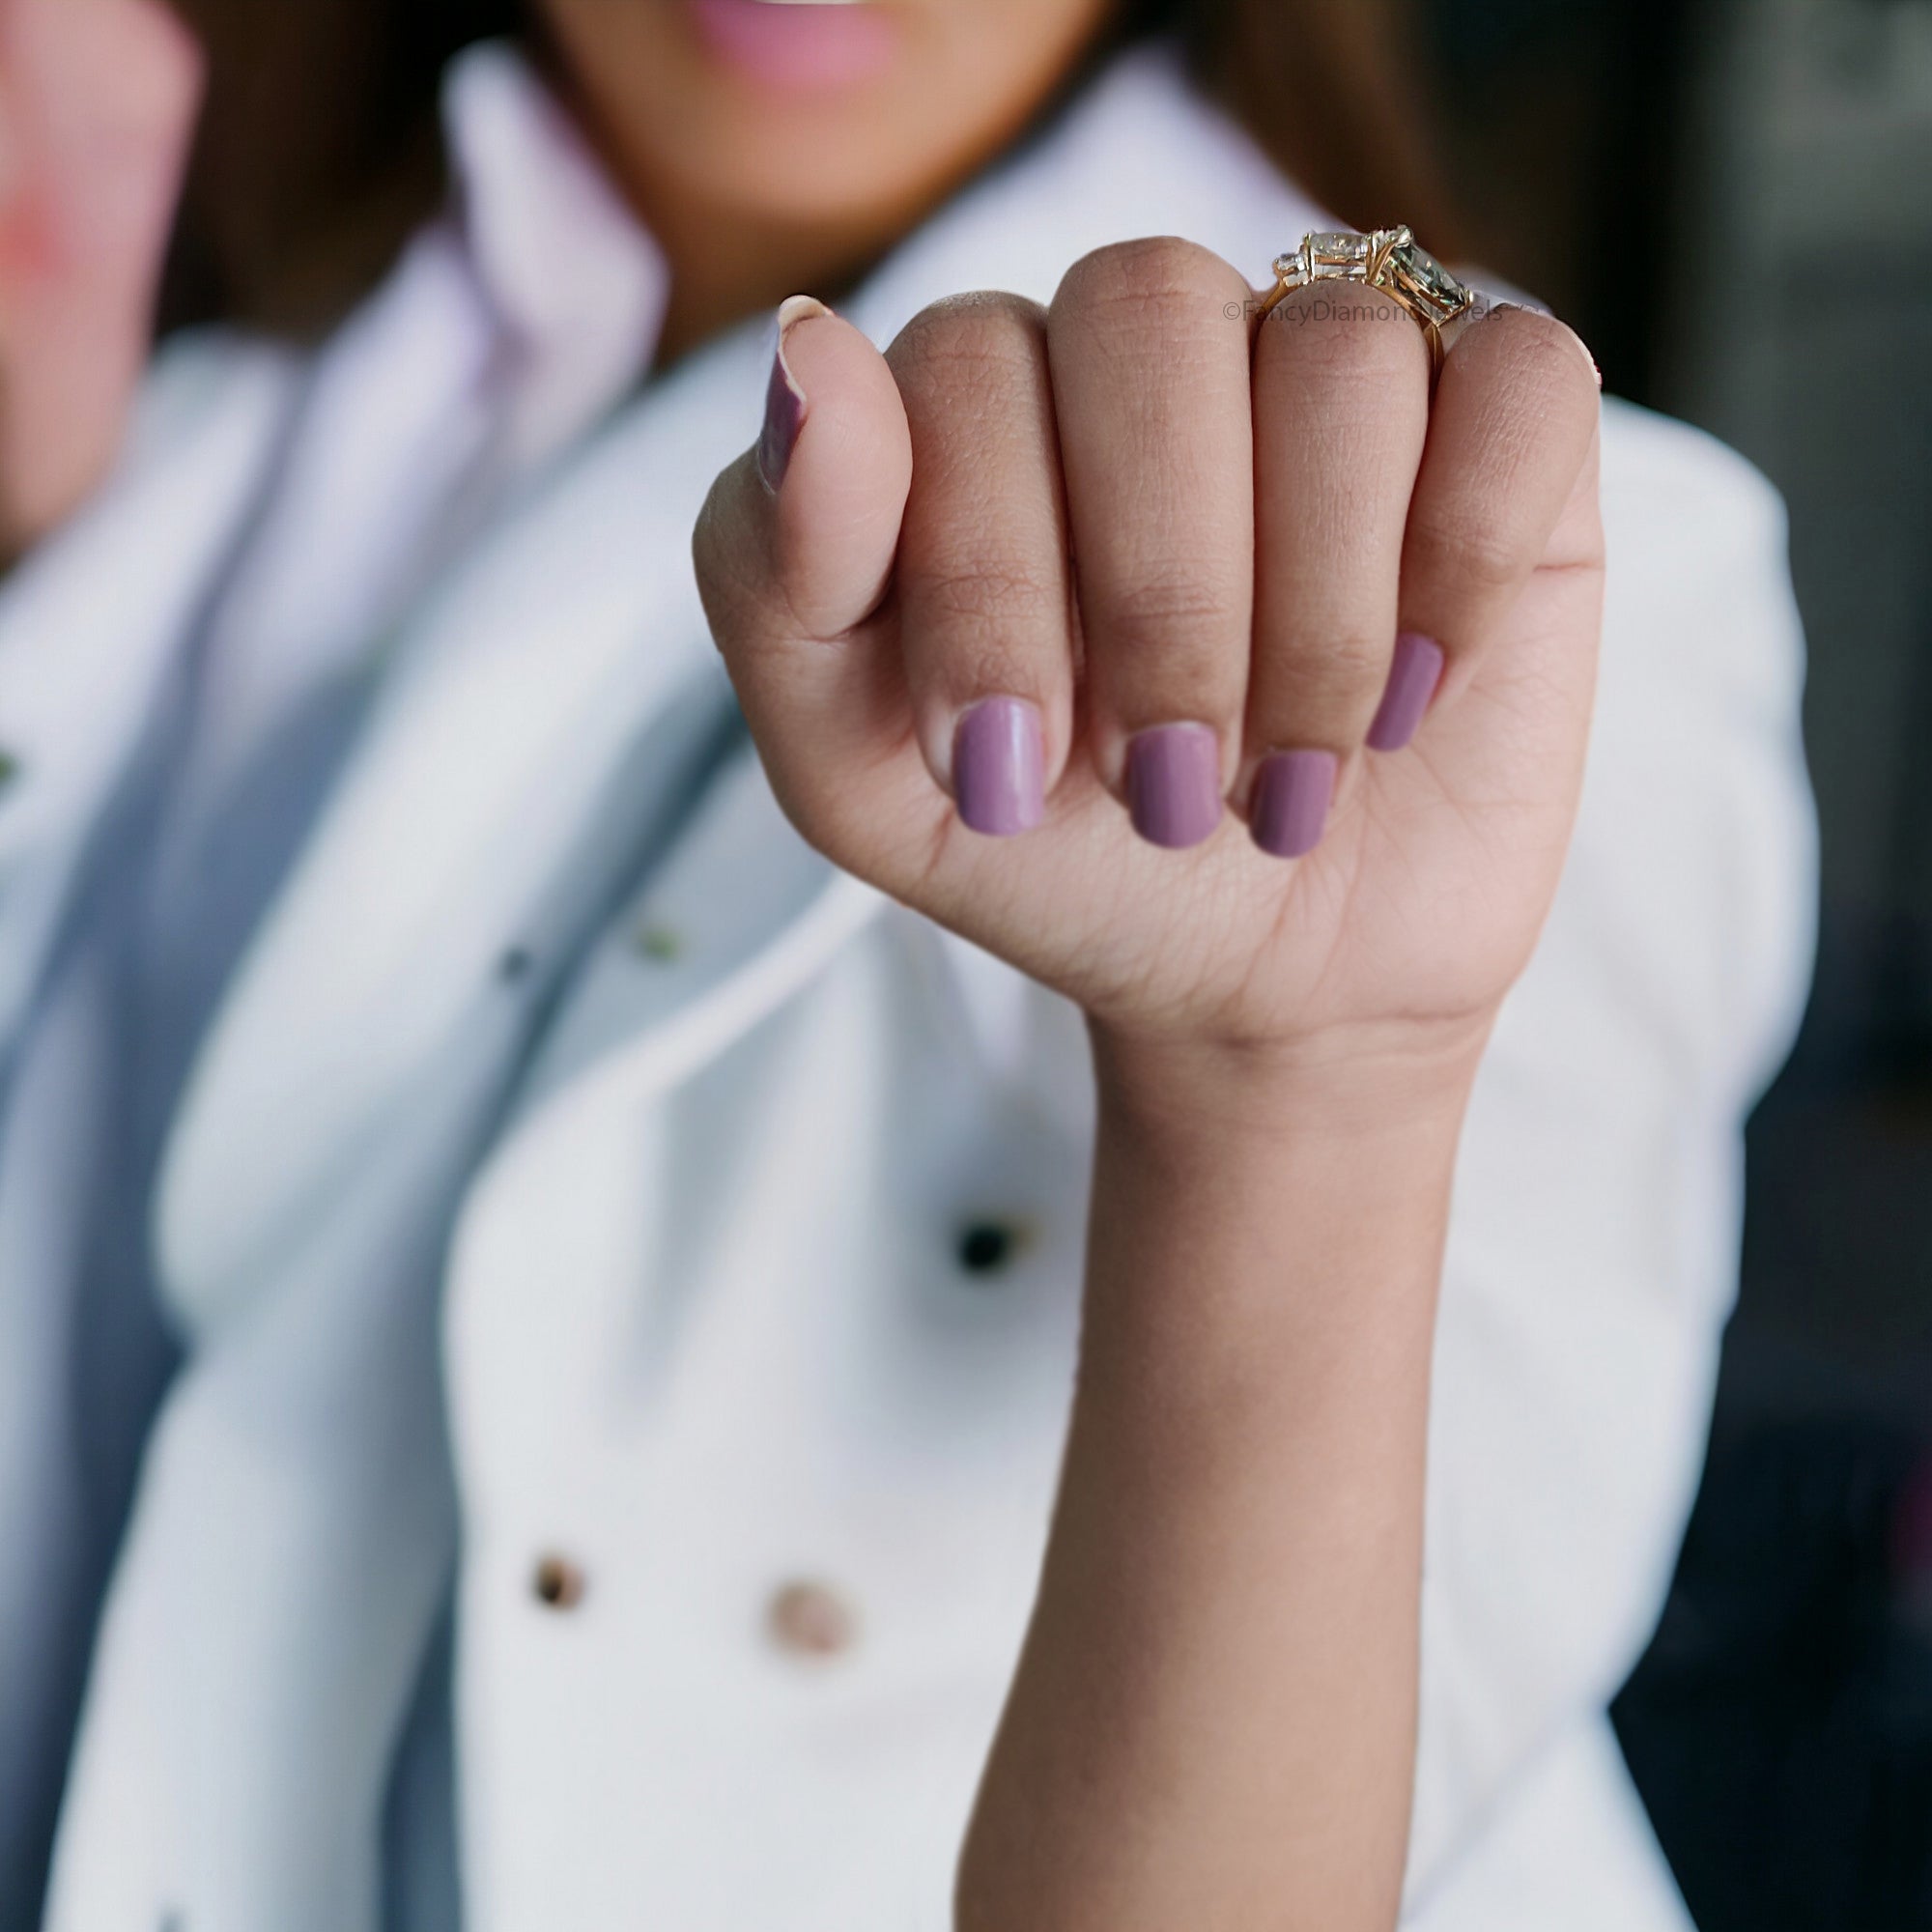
540, 0, 1111, 268
637, 109, 940, 233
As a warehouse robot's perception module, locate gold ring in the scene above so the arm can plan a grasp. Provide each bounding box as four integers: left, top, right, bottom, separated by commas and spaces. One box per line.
1256, 226, 1478, 381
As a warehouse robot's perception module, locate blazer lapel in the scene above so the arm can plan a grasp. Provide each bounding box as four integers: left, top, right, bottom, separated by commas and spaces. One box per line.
154, 315, 773, 1327
153, 39, 1321, 1331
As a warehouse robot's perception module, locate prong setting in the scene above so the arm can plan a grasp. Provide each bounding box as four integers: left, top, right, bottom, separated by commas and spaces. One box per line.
1255, 226, 1477, 377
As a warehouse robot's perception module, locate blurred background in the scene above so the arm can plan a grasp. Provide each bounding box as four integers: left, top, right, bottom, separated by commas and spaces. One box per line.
1422, 0, 1932, 1921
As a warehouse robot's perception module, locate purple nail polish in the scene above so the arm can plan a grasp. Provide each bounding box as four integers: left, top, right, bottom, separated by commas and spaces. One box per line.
953, 696, 1044, 837
1249, 748, 1337, 859
1125, 724, 1224, 849
756, 294, 827, 493
1367, 632, 1445, 753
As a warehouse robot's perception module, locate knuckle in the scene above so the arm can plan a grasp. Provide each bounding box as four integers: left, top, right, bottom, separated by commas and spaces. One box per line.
929, 637, 1054, 710
891, 293, 1048, 397
923, 556, 1066, 637
1058, 236, 1234, 336
1472, 305, 1596, 412
1487, 303, 1578, 369
1268, 632, 1388, 716
692, 455, 814, 647
1406, 508, 1522, 595
1100, 566, 1247, 653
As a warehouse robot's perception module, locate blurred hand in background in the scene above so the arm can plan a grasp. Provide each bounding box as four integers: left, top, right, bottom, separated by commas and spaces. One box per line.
0, 0, 199, 561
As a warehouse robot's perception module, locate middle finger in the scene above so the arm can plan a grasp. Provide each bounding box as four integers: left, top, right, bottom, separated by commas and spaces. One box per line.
1048, 237, 1258, 850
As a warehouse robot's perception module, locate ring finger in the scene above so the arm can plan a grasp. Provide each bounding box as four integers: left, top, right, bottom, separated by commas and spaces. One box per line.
1244, 277, 1434, 857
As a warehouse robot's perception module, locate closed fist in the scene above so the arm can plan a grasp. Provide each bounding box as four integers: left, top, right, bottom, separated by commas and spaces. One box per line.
695, 237, 1603, 1074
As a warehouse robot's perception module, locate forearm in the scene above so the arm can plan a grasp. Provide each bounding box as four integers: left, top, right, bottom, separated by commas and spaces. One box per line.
957, 1031, 1480, 1932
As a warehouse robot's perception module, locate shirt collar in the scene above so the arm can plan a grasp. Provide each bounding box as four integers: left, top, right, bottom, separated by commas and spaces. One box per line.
441, 41, 670, 448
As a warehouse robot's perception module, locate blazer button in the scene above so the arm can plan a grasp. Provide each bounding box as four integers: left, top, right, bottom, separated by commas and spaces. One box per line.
635, 921, 683, 962
531, 1553, 587, 1610
956, 1218, 1029, 1277
766, 1579, 858, 1659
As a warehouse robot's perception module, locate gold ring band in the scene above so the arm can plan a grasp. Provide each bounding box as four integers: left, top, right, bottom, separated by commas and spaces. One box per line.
1257, 226, 1478, 379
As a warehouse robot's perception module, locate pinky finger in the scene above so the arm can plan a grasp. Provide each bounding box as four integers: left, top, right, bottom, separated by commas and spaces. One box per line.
1391, 303, 1603, 745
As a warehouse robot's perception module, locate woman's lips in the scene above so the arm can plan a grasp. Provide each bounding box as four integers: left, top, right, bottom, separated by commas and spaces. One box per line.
684, 0, 900, 92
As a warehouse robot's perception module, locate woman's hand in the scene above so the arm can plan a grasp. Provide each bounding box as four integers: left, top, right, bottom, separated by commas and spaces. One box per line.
695, 240, 1603, 1119
698, 239, 1602, 1929
0, 0, 201, 559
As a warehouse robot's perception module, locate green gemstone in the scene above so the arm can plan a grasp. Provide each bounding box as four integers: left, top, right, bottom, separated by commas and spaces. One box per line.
1389, 240, 1469, 313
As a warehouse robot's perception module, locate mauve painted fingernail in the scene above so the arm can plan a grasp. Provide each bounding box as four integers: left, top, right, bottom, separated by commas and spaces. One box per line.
1249, 748, 1338, 858
953, 697, 1044, 837
1125, 724, 1224, 849
757, 294, 829, 492
1367, 632, 1445, 753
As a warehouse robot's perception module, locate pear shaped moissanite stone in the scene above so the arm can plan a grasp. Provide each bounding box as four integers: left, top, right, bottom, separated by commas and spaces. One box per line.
1385, 237, 1471, 320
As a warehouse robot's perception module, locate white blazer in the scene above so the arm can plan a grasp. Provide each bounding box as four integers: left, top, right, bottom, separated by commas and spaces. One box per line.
0, 36, 1815, 1932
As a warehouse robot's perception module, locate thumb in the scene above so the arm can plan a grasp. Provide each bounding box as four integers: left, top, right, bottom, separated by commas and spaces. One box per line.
756, 295, 912, 634
695, 294, 915, 838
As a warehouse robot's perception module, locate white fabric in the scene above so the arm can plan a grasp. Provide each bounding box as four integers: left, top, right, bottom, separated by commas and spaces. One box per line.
0, 34, 1815, 1932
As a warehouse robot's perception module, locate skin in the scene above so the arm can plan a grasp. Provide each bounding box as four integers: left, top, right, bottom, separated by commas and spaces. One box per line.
531, 0, 1114, 362
0, 0, 200, 560
0, 0, 1107, 528
12, 0, 1605, 1922
696, 263, 1603, 1927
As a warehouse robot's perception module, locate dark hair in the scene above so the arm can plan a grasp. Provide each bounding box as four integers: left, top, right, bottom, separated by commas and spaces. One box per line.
162, 0, 1459, 336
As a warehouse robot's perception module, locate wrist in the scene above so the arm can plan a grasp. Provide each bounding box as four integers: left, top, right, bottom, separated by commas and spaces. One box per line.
1075, 1015, 1476, 1437
1088, 1012, 1492, 1156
